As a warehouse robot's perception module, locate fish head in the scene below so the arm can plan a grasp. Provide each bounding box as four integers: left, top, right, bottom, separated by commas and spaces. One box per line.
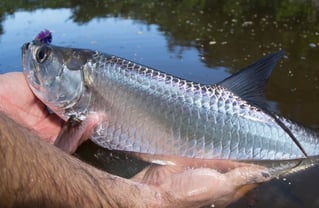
21, 41, 95, 117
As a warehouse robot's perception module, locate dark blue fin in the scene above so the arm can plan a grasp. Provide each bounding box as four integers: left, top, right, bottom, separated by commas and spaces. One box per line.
219, 50, 308, 158
218, 50, 285, 108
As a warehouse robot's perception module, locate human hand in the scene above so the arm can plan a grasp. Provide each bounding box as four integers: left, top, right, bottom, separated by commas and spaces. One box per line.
133, 163, 271, 208
0, 72, 63, 142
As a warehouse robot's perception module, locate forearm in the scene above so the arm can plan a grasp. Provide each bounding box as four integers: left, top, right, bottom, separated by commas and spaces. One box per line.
0, 112, 162, 208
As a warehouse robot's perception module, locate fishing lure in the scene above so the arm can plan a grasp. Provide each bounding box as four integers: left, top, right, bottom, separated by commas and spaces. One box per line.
35, 29, 52, 44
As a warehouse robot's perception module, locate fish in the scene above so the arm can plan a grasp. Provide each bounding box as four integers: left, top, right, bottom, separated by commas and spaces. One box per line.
21, 40, 319, 175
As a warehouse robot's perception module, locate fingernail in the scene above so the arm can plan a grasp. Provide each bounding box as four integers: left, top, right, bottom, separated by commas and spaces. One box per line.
261, 172, 270, 178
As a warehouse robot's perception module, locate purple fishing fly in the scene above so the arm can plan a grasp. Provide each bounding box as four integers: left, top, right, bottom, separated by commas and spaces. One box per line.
35, 29, 52, 44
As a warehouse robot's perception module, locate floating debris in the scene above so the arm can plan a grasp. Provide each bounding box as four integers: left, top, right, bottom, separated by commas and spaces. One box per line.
309, 43, 317, 48
209, 40, 217, 45
242, 21, 253, 27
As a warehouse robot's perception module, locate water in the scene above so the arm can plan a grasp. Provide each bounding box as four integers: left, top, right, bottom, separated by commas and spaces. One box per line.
1, 1, 319, 207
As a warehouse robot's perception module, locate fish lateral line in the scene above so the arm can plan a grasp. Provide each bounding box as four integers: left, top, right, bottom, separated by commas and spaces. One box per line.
269, 111, 308, 158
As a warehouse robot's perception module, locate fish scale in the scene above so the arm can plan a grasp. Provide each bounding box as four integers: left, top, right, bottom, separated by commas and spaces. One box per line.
22, 41, 319, 172
82, 53, 304, 160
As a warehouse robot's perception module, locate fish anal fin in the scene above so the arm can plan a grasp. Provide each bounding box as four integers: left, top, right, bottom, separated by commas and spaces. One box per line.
218, 50, 285, 108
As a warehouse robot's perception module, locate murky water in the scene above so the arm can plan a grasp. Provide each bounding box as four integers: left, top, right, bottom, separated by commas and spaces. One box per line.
1, 1, 319, 207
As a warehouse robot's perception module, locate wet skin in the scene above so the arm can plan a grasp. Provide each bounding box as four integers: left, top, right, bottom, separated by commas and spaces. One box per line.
0, 72, 271, 208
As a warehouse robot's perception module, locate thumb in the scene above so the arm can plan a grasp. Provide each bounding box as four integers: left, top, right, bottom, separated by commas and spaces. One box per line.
226, 166, 272, 188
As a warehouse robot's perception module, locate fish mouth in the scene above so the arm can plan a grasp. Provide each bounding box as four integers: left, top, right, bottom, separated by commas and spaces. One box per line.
22, 42, 41, 89
22, 42, 30, 52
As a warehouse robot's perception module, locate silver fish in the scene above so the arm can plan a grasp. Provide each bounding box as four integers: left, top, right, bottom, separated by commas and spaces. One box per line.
21, 40, 319, 174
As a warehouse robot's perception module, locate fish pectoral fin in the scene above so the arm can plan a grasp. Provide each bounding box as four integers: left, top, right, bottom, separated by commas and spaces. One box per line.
54, 115, 84, 153
218, 50, 284, 108
54, 114, 100, 153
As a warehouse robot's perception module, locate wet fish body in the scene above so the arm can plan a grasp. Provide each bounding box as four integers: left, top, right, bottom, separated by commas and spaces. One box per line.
22, 41, 319, 172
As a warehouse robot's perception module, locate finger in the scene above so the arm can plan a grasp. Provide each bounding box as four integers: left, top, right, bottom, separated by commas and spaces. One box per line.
131, 166, 150, 182
133, 154, 251, 173
33, 114, 64, 143
132, 164, 187, 184
226, 166, 272, 188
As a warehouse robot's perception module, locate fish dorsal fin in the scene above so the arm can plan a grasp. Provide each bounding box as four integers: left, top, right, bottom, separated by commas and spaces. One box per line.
218, 50, 285, 108
219, 51, 308, 158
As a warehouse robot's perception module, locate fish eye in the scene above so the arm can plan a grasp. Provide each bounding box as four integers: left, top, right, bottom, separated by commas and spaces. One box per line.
36, 45, 51, 63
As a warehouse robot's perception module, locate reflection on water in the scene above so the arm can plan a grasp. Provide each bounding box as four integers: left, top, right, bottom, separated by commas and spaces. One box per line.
1, 0, 319, 207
